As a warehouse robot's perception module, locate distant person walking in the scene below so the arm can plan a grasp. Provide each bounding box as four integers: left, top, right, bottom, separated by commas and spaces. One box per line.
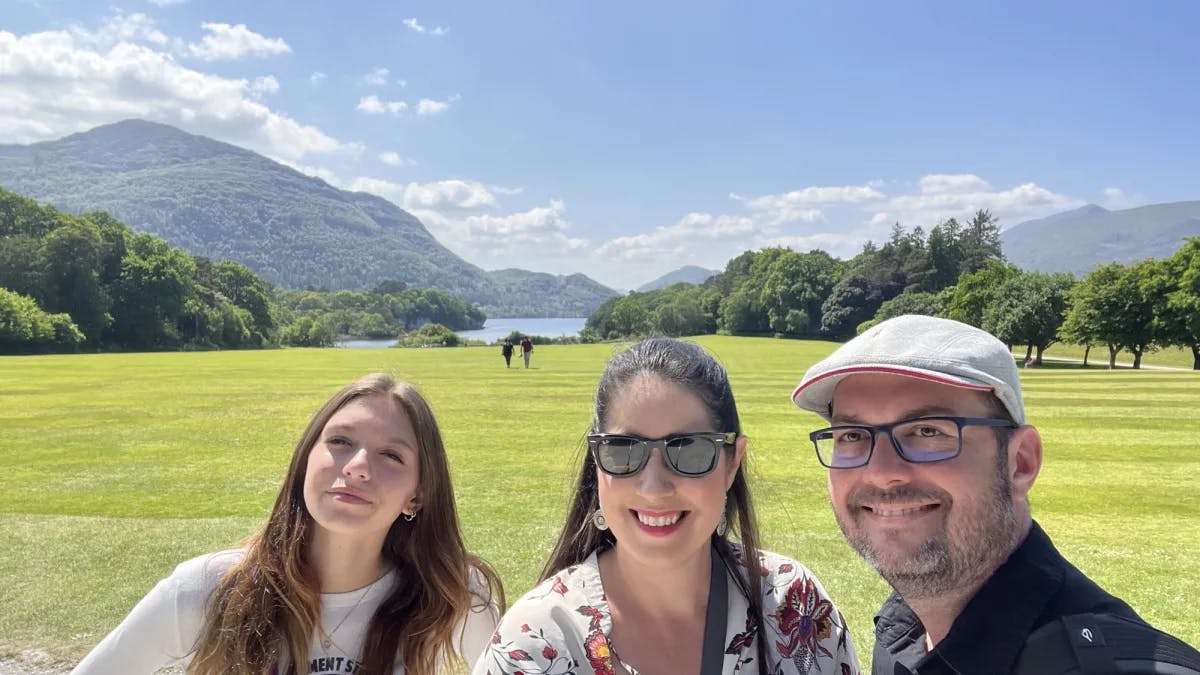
520, 336, 533, 368
501, 339, 514, 368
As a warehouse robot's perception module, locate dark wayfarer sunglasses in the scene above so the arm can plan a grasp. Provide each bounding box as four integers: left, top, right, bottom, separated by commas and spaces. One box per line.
587, 431, 737, 477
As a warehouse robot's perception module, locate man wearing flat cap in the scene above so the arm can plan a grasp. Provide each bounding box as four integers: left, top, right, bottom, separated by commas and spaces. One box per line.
792, 314, 1200, 673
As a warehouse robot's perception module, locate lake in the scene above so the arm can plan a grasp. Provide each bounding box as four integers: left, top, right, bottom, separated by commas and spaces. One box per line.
337, 317, 587, 348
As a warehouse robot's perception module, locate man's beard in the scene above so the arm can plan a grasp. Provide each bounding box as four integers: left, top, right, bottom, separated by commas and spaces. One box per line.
835, 450, 1019, 599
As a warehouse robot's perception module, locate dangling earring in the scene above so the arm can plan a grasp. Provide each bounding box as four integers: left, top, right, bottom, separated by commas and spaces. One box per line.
716, 496, 729, 537
403, 511, 417, 522
591, 508, 608, 531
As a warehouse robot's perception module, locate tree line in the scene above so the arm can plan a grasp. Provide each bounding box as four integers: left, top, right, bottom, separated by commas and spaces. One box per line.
0, 189, 485, 353
585, 210, 1200, 370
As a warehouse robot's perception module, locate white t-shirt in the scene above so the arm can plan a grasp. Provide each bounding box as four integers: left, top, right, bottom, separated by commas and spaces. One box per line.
71, 549, 500, 675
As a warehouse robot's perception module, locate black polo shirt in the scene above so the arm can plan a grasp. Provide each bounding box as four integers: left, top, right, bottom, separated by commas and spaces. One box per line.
871, 520, 1142, 674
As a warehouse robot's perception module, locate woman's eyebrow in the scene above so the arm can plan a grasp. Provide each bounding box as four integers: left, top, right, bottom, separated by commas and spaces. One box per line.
323, 425, 416, 450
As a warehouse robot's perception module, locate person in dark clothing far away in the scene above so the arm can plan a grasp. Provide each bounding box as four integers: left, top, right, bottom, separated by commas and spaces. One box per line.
501, 339, 514, 368
791, 314, 1200, 674
520, 336, 533, 369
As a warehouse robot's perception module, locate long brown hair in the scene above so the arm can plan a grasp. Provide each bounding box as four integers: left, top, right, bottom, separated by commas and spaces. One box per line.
188, 373, 505, 675
540, 338, 769, 674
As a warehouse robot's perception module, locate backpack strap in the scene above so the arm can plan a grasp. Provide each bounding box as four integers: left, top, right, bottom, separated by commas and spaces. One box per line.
1060, 614, 1118, 675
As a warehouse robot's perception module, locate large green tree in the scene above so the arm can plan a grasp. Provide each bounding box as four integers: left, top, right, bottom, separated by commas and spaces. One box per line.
1147, 238, 1200, 369
982, 271, 1075, 364
1061, 262, 1157, 368
943, 260, 1021, 328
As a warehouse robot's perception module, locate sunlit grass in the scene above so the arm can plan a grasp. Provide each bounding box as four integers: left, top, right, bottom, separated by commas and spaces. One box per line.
1, 337, 1197, 668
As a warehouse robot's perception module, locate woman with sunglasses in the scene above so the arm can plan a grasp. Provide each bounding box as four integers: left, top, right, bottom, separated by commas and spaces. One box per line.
72, 373, 504, 675
474, 338, 859, 675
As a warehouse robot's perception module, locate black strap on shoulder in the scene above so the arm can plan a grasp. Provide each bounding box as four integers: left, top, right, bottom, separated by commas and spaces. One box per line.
1061, 614, 1118, 675
1013, 612, 1200, 674
700, 544, 729, 675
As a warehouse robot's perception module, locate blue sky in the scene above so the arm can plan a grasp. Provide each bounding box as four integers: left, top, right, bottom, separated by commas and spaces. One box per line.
2, 1, 1197, 289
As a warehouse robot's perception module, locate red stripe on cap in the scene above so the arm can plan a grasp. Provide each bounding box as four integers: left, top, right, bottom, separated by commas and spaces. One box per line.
792, 365, 993, 403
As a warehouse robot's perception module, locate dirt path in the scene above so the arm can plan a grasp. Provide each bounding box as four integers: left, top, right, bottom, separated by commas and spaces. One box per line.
1015, 353, 1193, 371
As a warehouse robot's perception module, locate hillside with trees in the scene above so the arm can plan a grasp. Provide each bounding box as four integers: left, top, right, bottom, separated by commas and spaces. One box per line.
0, 120, 618, 317
0, 188, 486, 353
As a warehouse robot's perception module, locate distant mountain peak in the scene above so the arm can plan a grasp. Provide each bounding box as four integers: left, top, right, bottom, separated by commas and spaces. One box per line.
636, 265, 720, 292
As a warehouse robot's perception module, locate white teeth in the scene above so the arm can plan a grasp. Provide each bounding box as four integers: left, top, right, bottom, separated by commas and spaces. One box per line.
636, 512, 682, 527
874, 506, 928, 517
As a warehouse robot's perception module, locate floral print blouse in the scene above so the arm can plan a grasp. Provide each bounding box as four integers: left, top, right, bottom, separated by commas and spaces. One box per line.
472, 545, 859, 675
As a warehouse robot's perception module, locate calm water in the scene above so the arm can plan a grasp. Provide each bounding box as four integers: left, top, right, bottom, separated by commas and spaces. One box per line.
337, 317, 587, 348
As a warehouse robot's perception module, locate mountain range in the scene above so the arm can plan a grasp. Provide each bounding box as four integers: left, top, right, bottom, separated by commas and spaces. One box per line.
1003, 201, 1200, 274
0, 120, 617, 317
3, 120, 1197, 311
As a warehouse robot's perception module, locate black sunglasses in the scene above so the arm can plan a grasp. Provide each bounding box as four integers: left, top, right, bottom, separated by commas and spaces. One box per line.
587, 431, 737, 477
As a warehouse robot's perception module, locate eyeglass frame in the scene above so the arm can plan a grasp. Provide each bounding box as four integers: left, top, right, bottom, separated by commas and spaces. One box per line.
808, 416, 1018, 469
586, 431, 738, 477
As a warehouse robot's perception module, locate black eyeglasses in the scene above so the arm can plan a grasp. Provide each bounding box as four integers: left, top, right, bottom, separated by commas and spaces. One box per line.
809, 416, 1017, 469
587, 432, 737, 477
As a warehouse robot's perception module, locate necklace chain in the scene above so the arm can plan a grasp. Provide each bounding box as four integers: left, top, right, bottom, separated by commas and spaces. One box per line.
318, 579, 374, 654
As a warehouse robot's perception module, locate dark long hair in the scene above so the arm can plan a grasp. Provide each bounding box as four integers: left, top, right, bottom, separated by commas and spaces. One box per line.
188, 374, 505, 675
539, 338, 768, 673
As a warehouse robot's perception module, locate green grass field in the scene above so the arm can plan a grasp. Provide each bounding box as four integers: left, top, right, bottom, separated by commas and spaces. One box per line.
2, 337, 1198, 669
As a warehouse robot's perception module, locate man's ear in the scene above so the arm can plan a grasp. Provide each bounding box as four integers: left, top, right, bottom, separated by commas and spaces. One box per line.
1008, 425, 1043, 503
725, 435, 748, 491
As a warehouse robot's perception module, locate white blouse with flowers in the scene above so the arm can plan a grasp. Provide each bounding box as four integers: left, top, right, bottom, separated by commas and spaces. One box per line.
473, 545, 859, 675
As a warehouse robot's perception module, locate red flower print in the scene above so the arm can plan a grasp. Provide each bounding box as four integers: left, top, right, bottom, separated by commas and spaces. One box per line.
774, 575, 834, 670
577, 605, 605, 631
584, 630, 614, 674
778, 563, 794, 574
520, 623, 531, 633
543, 645, 558, 660
551, 576, 569, 595
507, 649, 532, 661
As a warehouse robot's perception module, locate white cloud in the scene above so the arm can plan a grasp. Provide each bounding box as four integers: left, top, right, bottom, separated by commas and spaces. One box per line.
71, 12, 168, 47
1102, 187, 1141, 210
403, 18, 448, 35
356, 95, 407, 115
345, 176, 590, 273
887, 174, 1083, 230
736, 184, 885, 227
361, 67, 389, 86
345, 177, 498, 211
404, 179, 498, 210
0, 21, 351, 162
310, 71, 326, 86
416, 95, 458, 115
147, 0, 188, 5
248, 75, 279, 97
378, 151, 415, 167
918, 174, 992, 194
595, 212, 758, 262
186, 22, 290, 61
